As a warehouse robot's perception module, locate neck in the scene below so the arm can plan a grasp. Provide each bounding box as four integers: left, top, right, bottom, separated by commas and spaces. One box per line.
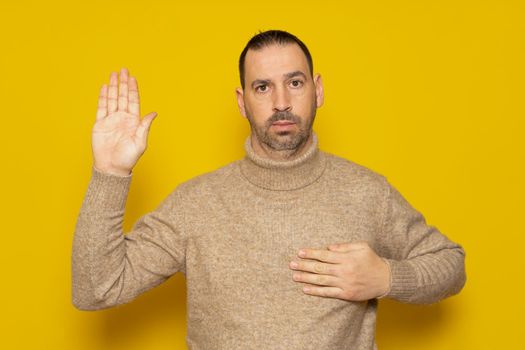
250, 132, 314, 162
239, 131, 327, 191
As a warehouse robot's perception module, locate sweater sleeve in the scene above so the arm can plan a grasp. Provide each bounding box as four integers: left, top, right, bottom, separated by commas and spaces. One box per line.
71, 166, 187, 311
378, 180, 466, 304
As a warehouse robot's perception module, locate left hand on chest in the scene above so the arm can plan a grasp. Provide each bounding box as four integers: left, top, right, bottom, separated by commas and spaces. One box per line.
289, 241, 391, 301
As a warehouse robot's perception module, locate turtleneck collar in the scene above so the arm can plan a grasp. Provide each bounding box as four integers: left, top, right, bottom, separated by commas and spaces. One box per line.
238, 131, 327, 191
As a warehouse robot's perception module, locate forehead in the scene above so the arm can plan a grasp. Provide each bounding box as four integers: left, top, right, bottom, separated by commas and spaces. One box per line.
244, 43, 309, 80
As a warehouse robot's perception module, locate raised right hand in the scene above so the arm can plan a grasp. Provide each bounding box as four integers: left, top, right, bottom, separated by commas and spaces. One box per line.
92, 67, 158, 176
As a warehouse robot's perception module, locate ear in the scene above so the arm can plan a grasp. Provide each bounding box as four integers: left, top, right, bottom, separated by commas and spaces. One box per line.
235, 87, 247, 118
313, 74, 324, 108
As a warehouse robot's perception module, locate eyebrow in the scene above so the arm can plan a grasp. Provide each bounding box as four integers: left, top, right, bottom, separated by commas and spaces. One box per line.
250, 70, 308, 89
251, 79, 271, 89
284, 70, 307, 80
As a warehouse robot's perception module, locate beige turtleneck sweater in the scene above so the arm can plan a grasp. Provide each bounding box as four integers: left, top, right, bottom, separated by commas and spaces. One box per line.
71, 132, 466, 349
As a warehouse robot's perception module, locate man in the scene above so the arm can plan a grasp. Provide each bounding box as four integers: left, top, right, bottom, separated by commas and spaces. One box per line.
72, 30, 466, 349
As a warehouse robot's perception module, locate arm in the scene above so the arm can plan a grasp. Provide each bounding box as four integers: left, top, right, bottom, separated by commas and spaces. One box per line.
71, 67, 181, 310
71, 166, 187, 311
378, 180, 467, 304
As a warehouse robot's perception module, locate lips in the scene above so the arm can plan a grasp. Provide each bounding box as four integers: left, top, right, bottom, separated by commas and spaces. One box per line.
271, 121, 296, 131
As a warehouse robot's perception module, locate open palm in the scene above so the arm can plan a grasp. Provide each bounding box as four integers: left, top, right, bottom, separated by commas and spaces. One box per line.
92, 67, 157, 176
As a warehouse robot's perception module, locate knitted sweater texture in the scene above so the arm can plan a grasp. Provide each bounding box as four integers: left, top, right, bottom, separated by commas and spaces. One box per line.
71, 132, 466, 349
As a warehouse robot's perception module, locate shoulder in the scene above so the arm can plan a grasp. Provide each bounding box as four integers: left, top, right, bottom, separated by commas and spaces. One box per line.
172, 159, 240, 198
322, 150, 388, 188
316, 151, 392, 226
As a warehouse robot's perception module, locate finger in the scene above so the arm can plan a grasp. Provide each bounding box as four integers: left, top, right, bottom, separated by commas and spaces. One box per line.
297, 248, 345, 263
96, 84, 108, 120
290, 259, 339, 276
128, 76, 140, 117
136, 112, 158, 143
301, 283, 343, 298
108, 72, 118, 113
118, 67, 129, 112
292, 271, 341, 287
328, 241, 368, 252
327, 244, 352, 252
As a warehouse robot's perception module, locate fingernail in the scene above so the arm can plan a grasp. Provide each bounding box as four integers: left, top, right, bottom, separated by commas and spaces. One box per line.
290, 261, 298, 268
298, 250, 306, 257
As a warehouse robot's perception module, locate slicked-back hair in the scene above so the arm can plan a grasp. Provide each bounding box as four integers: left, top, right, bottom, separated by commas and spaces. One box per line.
238, 30, 313, 89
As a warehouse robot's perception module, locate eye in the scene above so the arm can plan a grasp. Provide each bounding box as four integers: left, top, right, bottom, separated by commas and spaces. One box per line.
255, 84, 268, 93
290, 79, 304, 88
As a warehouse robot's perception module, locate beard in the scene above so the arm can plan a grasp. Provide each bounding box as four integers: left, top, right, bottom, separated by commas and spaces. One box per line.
246, 101, 317, 152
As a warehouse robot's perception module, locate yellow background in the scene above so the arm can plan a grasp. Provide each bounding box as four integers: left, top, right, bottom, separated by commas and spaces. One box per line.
1, 0, 523, 348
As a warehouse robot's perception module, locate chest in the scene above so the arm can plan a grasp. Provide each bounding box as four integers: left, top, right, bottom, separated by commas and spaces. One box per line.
184, 194, 383, 295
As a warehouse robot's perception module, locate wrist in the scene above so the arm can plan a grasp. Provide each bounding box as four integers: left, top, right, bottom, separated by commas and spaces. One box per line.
93, 164, 132, 177
376, 257, 392, 299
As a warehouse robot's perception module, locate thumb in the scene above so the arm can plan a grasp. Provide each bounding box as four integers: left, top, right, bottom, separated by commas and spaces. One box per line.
137, 112, 158, 142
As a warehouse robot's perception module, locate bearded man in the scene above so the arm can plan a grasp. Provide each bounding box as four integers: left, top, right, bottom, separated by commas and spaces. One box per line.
72, 29, 466, 350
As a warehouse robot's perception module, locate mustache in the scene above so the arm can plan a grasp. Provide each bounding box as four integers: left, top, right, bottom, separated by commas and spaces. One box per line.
265, 111, 301, 126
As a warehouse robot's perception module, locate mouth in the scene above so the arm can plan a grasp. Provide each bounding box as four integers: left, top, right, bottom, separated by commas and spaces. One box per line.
271, 121, 296, 132
272, 121, 296, 126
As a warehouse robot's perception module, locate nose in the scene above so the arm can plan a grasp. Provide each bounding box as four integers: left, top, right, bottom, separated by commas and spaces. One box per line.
272, 86, 292, 112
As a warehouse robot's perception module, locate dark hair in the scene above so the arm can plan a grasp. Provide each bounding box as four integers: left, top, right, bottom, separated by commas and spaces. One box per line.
238, 30, 313, 89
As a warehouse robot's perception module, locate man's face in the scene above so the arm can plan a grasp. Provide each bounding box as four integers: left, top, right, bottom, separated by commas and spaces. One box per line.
236, 43, 324, 153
